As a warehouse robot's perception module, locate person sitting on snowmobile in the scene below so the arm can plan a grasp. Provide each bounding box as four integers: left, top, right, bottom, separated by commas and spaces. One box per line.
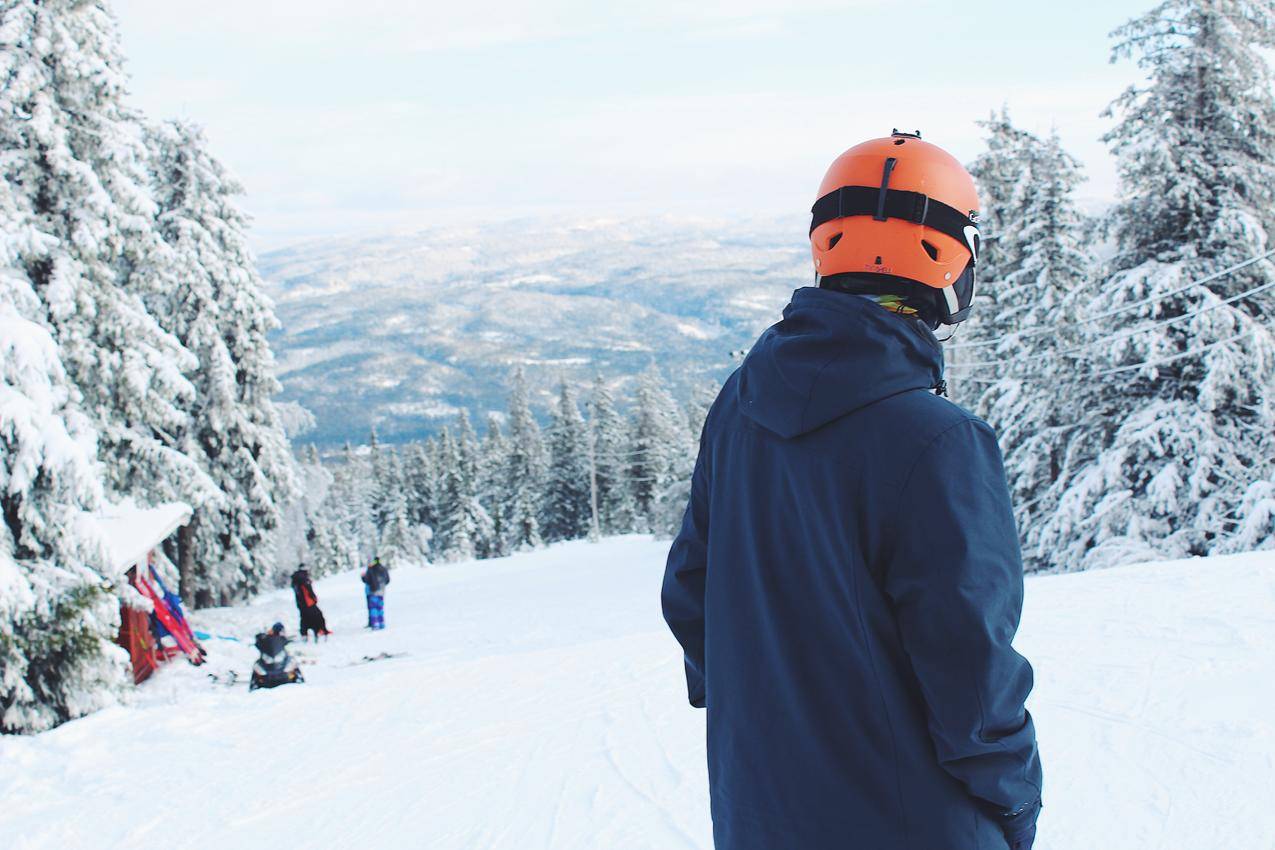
290, 565, 330, 642
361, 556, 390, 630
250, 622, 304, 690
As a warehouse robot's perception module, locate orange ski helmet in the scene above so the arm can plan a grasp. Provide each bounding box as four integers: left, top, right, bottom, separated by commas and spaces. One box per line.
810, 130, 981, 325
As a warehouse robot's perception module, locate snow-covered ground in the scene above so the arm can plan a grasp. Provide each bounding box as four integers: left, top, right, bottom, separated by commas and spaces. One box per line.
1, 538, 1272, 850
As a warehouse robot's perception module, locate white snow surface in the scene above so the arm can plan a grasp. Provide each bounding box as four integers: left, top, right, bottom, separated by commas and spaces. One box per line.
1, 537, 1272, 850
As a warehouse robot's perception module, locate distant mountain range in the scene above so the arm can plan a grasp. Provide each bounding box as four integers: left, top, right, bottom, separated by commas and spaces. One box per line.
261, 216, 808, 446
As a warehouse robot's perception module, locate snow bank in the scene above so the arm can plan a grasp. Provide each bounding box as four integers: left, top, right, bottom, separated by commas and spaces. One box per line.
0, 538, 1271, 849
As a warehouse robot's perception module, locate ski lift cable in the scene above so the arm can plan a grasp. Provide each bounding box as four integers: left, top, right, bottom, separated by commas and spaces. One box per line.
953, 327, 1255, 385
946, 248, 1275, 352
947, 274, 1275, 371
1089, 329, 1252, 378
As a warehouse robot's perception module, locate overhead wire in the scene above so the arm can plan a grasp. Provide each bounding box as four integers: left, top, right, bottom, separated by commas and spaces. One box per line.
947, 273, 1275, 371
946, 248, 1275, 352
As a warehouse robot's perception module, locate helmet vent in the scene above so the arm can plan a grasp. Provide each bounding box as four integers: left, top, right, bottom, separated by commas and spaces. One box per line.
828, 232, 843, 250
921, 240, 940, 261
893, 138, 906, 145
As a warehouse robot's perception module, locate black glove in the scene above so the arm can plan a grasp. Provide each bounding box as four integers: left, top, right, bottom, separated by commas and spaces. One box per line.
1007, 824, 1036, 850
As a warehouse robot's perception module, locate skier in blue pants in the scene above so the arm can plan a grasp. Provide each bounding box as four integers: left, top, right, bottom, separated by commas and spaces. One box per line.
661, 132, 1042, 850
362, 557, 390, 630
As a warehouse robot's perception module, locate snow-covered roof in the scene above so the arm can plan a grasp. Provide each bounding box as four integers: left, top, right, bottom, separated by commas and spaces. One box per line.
94, 501, 193, 575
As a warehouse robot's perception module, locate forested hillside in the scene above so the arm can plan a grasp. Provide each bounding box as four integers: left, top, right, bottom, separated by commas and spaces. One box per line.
1, 0, 294, 731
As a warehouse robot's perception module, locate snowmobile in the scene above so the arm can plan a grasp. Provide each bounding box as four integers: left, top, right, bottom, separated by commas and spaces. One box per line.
249, 624, 304, 691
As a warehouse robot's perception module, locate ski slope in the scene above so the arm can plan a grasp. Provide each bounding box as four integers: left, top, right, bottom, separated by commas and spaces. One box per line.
1, 538, 1273, 850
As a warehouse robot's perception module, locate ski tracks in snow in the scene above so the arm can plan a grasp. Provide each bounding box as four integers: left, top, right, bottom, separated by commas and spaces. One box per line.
2, 539, 1274, 850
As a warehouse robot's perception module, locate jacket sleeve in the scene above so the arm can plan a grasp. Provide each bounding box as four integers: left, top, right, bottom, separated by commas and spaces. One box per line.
661, 440, 711, 709
883, 418, 1042, 836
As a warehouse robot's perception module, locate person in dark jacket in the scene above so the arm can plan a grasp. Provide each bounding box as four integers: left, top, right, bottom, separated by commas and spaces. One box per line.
290, 565, 330, 642
361, 556, 390, 630
255, 621, 289, 657
662, 132, 1042, 850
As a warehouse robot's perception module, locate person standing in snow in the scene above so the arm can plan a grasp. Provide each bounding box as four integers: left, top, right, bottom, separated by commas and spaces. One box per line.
661, 131, 1042, 850
290, 565, 330, 642
361, 556, 390, 630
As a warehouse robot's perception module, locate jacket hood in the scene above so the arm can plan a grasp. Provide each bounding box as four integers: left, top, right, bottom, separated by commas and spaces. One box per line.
737, 286, 944, 439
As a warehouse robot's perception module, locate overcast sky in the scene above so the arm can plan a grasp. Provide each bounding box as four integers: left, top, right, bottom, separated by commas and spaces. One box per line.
112, 0, 1154, 249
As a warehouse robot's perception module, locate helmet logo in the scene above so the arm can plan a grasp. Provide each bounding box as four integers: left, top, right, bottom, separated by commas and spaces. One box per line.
963, 225, 980, 265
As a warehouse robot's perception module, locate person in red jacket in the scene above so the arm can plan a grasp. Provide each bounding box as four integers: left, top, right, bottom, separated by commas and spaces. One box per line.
290, 565, 330, 642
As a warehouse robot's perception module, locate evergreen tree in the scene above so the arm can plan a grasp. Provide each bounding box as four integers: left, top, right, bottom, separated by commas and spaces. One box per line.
145, 118, 298, 604
402, 441, 438, 536
0, 271, 125, 733
587, 374, 633, 535
477, 415, 512, 557
959, 131, 1096, 569
304, 445, 361, 578
1103, 0, 1275, 271
626, 365, 688, 530
952, 109, 1038, 406
966, 108, 1038, 285
370, 441, 402, 539
454, 411, 480, 503
378, 489, 429, 569
542, 381, 592, 542
432, 426, 493, 562
0, 0, 212, 504
330, 442, 375, 560
502, 367, 544, 551
1034, 1, 1275, 569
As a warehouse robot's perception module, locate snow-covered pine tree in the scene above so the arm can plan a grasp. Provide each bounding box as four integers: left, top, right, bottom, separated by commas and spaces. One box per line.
502, 367, 544, 551
454, 411, 480, 500
1, 0, 213, 506
0, 266, 124, 733
958, 130, 1095, 570
684, 382, 718, 443
304, 444, 361, 578
365, 427, 391, 538
370, 441, 402, 541
432, 425, 493, 563
1034, 0, 1275, 569
951, 109, 1039, 407
378, 487, 429, 569
477, 415, 512, 557
626, 365, 688, 531
401, 441, 438, 543
273, 444, 327, 576
653, 382, 719, 537
330, 442, 375, 561
966, 108, 1038, 285
145, 118, 298, 604
280, 444, 354, 580
455, 411, 495, 556
587, 374, 632, 535
1104, 0, 1275, 271
542, 381, 592, 543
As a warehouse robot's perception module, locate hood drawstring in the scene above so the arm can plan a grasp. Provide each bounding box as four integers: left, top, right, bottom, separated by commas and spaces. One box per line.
934, 379, 948, 397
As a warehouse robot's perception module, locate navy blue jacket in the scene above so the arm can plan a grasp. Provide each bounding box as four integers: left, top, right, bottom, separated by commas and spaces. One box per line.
662, 287, 1042, 850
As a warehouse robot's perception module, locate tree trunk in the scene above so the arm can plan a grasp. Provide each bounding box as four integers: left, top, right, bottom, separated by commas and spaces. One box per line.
177, 514, 200, 607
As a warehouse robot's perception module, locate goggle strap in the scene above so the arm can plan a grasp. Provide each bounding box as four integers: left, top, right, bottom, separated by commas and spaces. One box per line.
811, 184, 979, 259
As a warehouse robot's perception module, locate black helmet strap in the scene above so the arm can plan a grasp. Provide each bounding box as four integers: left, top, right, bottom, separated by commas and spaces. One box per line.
810, 184, 980, 261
